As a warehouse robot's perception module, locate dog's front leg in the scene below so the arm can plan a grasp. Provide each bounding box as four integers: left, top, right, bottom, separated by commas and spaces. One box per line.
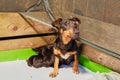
73, 54, 79, 74
49, 56, 59, 77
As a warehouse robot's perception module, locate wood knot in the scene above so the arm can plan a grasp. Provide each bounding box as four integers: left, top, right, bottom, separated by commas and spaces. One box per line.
98, 57, 103, 61
7, 24, 18, 31
48, 28, 56, 32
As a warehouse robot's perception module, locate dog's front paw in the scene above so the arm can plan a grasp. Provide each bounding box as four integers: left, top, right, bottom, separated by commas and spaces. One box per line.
49, 71, 58, 78
73, 67, 80, 74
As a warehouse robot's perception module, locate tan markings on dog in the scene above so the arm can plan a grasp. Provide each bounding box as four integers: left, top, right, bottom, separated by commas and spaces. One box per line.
50, 48, 61, 77
54, 48, 76, 59
60, 29, 71, 44
69, 28, 74, 36
61, 28, 75, 45
73, 54, 79, 74
49, 56, 59, 77
54, 47, 79, 74
66, 51, 76, 55
61, 51, 76, 59
53, 48, 61, 55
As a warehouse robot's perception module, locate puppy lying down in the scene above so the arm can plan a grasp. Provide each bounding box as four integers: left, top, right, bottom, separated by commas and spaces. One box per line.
27, 44, 75, 68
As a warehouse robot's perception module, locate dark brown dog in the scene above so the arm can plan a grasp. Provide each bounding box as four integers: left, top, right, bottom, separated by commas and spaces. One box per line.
26, 17, 81, 77
27, 44, 55, 68
49, 17, 81, 77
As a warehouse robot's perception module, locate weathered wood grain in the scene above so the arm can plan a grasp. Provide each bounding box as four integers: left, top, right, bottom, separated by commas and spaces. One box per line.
81, 44, 120, 73
104, 0, 120, 26
0, 0, 119, 26
0, 0, 38, 11
86, 0, 105, 21
73, 0, 87, 16
0, 13, 55, 51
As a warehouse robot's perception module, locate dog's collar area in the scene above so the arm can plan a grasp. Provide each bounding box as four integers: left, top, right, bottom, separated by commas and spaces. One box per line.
54, 54, 71, 60
57, 39, 73, 51
61, 54, 71, 60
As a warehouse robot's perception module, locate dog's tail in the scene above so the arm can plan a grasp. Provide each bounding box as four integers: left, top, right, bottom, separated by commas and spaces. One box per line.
26, 55, 37, 67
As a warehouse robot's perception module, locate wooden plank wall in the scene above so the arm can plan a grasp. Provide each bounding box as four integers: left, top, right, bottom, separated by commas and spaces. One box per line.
0, 0, 119, 25
0, 0, 119, 26
0, 0, 43, 11
81, 44, 120, 72
0, 13, 55, 51
0, 0, 119, 72
0, 12, 119, 72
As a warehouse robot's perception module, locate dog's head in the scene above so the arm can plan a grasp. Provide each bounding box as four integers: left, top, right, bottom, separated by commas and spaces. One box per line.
52, 17, 81, 39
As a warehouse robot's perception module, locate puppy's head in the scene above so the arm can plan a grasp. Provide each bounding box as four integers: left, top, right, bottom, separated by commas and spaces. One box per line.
52, 17, 81, 39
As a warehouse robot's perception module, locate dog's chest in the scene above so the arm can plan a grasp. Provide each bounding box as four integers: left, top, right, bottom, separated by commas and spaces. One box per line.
61, 54, 71, 59
59, 41, 74, 54
54, 39, 77, 59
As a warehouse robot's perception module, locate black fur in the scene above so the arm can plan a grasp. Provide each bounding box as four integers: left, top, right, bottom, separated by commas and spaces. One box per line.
27, 45, 55, 68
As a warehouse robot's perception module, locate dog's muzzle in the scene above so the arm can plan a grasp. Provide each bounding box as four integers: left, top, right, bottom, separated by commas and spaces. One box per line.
73, 30, 79, 39
68, 33, 79, 40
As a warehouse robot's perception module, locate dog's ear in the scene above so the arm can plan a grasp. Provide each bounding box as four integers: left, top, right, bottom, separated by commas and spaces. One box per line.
72, 17, 81, 24
52, 18, 62, 29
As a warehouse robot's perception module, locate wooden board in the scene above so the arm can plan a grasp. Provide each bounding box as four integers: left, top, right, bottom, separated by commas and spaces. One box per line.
81, 44, 120, 73
0, 0, 39, 11
73, 0, 87, 16
85, 0, 105, 21
104, 0, 120, 26
50, 0, 120, 26
0, 13, 36, 37
0, 13, 55, 51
